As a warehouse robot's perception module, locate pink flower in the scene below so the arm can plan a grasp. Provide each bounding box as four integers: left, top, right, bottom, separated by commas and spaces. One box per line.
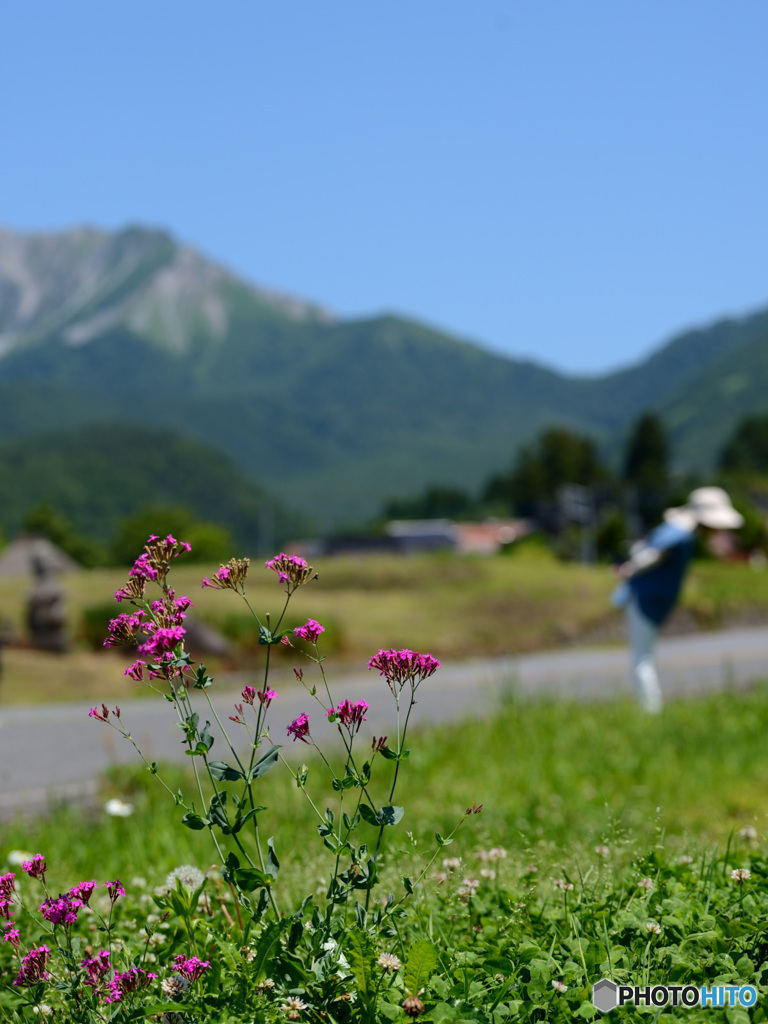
294, 619, 325, 643
14, 945, 51, 987
21, 854, 46, 881
81, 949, 112, 993
124, 660, 146, 682
109, 966, 156, 1001
258, 689, 278, 708
368, 649, 441, 691
0, 873, 15, 898
3, 924, 20, 947
103, 611, 147, 648
328, 700, 369, 733
40, 893, 82, 925
104, 879, 125, 903
70, 880, 98, 904
241, 685, 256, 705
172, 954, 210, 982
287, 713, 311, 743
137, 625, 186, 656
265, 552, 315, 588
0, 898, 15, 921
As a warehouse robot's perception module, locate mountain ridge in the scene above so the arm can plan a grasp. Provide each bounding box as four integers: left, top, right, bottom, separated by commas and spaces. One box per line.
1, 224, 767, 527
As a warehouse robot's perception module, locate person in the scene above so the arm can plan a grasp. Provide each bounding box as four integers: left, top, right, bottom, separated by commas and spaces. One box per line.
613, 486, 743, 713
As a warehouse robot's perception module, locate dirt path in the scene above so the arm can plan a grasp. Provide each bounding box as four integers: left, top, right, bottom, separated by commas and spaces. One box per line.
2, 626, 767, 819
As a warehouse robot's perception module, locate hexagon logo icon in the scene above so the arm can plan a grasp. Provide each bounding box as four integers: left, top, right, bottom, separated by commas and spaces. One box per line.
593, 979, 618, 1013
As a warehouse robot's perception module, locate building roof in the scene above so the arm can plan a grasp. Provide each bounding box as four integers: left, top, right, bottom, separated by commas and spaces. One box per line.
0, 536, 82, 577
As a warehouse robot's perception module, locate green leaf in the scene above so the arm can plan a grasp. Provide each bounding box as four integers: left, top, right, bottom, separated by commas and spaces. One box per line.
379, 805, 404, 826
404, 938, 439, 995
379, 745, 399, 760
266, 837, 280, 879
345, 931, 378, 1000
402, 876, 414, 894
208, 760, 245, 782
435, 832, 453, 846
248, 745, 281, 780
359, 804, 379, 827
181, 812, 209, 830
234, 867, 274, 891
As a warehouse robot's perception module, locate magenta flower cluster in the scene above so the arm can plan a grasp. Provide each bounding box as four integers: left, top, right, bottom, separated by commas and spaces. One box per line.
14, 945, 51, 987
82, 950, 156, 1003
39, 893, 82, 926
287, 713, 311, 743
265, 552, 313, 587
172, 954, 211, 982
22, 854, 46, 880
368, 648, 441, 690
0, 873, 16, 922
328, 700, 369, 733
294, 618, 325, 643
202, 564, 231, 588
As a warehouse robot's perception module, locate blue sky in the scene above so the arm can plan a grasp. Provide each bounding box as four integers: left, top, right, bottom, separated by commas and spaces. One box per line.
3, 2, 768, 375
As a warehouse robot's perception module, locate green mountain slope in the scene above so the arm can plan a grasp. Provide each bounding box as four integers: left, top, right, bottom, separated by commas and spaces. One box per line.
1, 224, 766, 526
0, 425, 307, 552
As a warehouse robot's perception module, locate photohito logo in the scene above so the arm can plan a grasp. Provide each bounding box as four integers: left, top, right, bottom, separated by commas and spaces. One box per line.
592, 979, 757, 1013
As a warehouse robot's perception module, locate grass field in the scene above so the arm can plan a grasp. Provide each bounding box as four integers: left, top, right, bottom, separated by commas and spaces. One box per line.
1, 550, 767, 706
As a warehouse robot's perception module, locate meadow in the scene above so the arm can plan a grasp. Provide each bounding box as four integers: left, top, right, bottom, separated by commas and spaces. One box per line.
2, 548, 768, 1021
1, 549, 767, 706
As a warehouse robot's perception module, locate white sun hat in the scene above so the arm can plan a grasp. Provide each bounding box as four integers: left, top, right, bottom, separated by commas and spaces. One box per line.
664, 486, 744, 530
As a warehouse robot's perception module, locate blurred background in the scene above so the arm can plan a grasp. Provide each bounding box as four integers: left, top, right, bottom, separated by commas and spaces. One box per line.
2, 1, 768, 700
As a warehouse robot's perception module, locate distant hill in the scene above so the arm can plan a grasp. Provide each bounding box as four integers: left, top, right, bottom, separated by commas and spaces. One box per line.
0, 224, 766, 527
0, 425, 308, 553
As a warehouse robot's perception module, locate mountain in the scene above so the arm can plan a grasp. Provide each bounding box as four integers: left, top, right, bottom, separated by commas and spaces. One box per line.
1, 224, 767, 529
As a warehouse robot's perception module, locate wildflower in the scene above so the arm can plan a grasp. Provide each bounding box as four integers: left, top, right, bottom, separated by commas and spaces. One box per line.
552, 980, 568, 993
466, 803, 483, 815
124, 660, 146, 681
368, 648, 441, 693
22, 854, 47, 881
637, 878, 654, 891
70, 880, 98, 904
287, 713, 311, 743
241, 685, 256, 704
202, 557, 250, 591
6, 850, 33, 866
161, 975, 190, 999
294, 618, 325, 643
731, 868, 751, 883
486, 846, 507, 861
402, 995, 425, 1017
677, 855, 694, 866
523, 864, 538, 874
553, 879, 574, 891
457, 878, 480, 899
14, 945, 51, 986
81, 950, 112, 994
109, 967, 157, 1001
646, 921, 661, 934
265, 552, 316, 589
433, 871, 448, 884
480, 868, 496, 880
442, 857, 461, 872
104, 879, 126, 903
738, 825, 759, 842
3, 924, 20, 946
40, 893, 82, 926
103, 611, 147, 647
328, 699, 369, 733
165, 865, 205, 892
258, 689, 278, 707
105, 798, 134, 817
377, 952, 402, 972
0, 873, 15, 898
283, 996, 309, 1020
172, 954, 210, 982
137, 625, 186, 657
594, 845, 610, 857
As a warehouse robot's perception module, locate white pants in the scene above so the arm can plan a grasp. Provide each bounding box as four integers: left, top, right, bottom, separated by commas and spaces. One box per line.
626, 597, 663, 713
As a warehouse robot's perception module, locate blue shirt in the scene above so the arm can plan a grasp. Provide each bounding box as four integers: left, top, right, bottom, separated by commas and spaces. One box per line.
628, 521, 695, 626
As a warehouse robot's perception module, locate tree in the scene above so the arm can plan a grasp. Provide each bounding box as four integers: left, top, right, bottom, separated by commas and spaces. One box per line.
622, 413, 670, 529
719, 414, 768, 474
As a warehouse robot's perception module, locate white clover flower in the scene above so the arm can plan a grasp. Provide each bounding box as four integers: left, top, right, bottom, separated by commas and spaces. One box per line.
677, 855, 694, 866
487, 847, 507, 861
731, 868, 751, 883
594, 845, 610, 858
480, 868, 496, 880
551, 980, 568, 993
7, 850, 34, 866
161, 975, 190, 998
646, 921, 661, 934
257, 977, 275, 991
131, 876, 147, 888
738, 826, 758, 842
105, 798, 134, 817
377, 952, 402, 972
442, 857, 461, 872
637, 878, 654, 891
523, 864, 538, 874
149, 933, 165, 947
553, 879, 574, 891
433, 871, 448, 884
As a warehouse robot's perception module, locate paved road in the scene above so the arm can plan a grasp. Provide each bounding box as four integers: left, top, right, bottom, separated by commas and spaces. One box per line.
2, 627, 768, 819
